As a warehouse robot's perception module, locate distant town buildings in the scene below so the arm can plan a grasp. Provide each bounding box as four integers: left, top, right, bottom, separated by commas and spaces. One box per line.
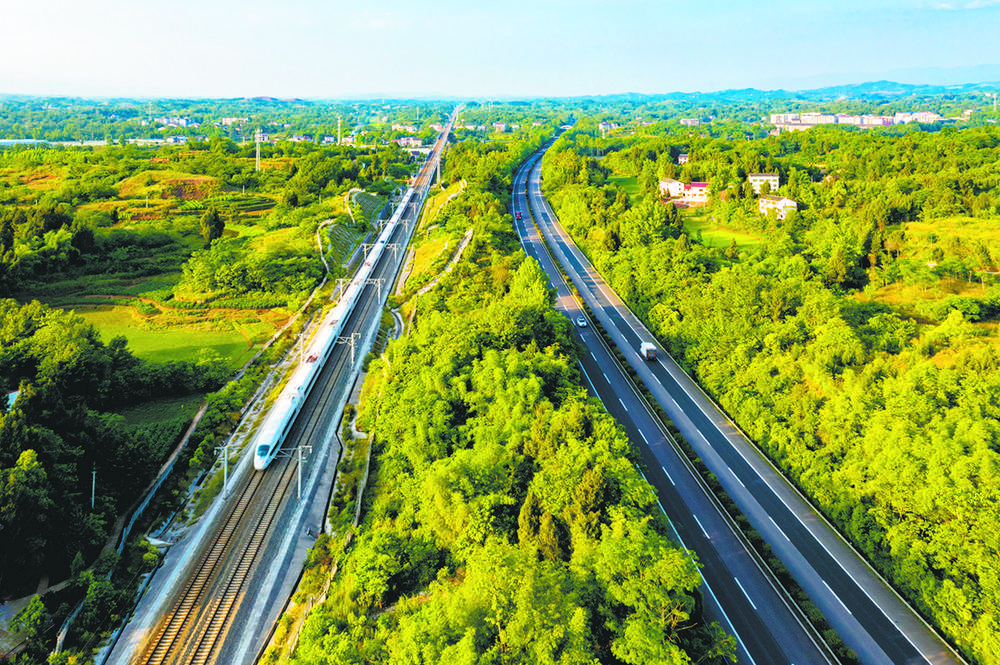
759, 195, 798, 220
770, 110, 943, 132
748, 173, 780, 194
142, 116, 198, 129
677, 153, 689, 165
679, 118, 700, 126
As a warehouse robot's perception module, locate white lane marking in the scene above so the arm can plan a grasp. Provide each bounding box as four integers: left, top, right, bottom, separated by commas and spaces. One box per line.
661, 465, 675, 486
639, 429, 650, 445
732, 470, 746, 489
618, 397, 629, 412
735, 577, 758, 611
590, 350, 598, 362
768, 515, 790, 541
693, 515, 709, 539
824, 580, 853, 616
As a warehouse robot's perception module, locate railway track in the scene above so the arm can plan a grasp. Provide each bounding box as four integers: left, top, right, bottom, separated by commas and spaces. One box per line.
134, 458, 297, 665
118, 118, 454, 665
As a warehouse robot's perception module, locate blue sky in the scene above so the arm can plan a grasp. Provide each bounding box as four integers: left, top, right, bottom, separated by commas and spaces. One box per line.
1, 0, 999, 98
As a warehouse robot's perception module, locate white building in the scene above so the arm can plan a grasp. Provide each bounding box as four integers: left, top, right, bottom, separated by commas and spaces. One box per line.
748, 173, 780, 194
683, 182, 710, 205
660, 178, 709, 205
759, 195, 798, 220
659, 178, 685, 198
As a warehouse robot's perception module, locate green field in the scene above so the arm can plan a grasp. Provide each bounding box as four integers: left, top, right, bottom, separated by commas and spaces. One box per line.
75, 306, 262, 368
608, 175, 640, 198
682, 209, 765, 249
116, 394, 205, 426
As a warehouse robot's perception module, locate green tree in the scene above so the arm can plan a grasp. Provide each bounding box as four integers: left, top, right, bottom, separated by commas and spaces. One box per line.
10, 594, 48, 638
0, 450, 53, 577
0, 216, 13, 254
199, 207, 225, 244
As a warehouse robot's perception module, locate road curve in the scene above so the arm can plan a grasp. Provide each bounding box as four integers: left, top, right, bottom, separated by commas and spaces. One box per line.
518, 146, 966, 665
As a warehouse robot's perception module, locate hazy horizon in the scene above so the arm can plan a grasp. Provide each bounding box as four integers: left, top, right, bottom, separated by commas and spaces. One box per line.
2, 1, 1000, 99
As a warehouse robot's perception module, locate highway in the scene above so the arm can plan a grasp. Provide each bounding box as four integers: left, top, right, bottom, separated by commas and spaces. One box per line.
516, 147, 966, 665
106, 110, 457, 665
512, 155, 830, 665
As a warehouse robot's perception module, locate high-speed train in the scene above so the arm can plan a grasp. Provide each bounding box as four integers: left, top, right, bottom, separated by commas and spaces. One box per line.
252, 186, 417, 470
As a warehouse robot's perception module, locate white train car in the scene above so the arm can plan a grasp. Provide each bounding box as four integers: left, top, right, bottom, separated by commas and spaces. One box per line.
252, 187, 416, 470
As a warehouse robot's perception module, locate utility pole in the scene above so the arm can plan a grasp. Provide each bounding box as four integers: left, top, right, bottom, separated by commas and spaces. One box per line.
365, 277, 384, 301
337, 332, 360, 365
215, 443, 230, 497
337, 116, 342, 144
296, 445, 313, 499
255, 129, 263, 172
91, 464, 96, 510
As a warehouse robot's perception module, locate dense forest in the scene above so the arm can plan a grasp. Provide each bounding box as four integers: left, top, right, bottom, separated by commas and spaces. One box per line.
281, 129, 735, 664
0, 299, 228, 587
541, 117, 1000, 664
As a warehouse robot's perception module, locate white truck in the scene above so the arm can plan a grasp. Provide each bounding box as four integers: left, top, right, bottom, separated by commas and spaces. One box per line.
640, 342, 656, 361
